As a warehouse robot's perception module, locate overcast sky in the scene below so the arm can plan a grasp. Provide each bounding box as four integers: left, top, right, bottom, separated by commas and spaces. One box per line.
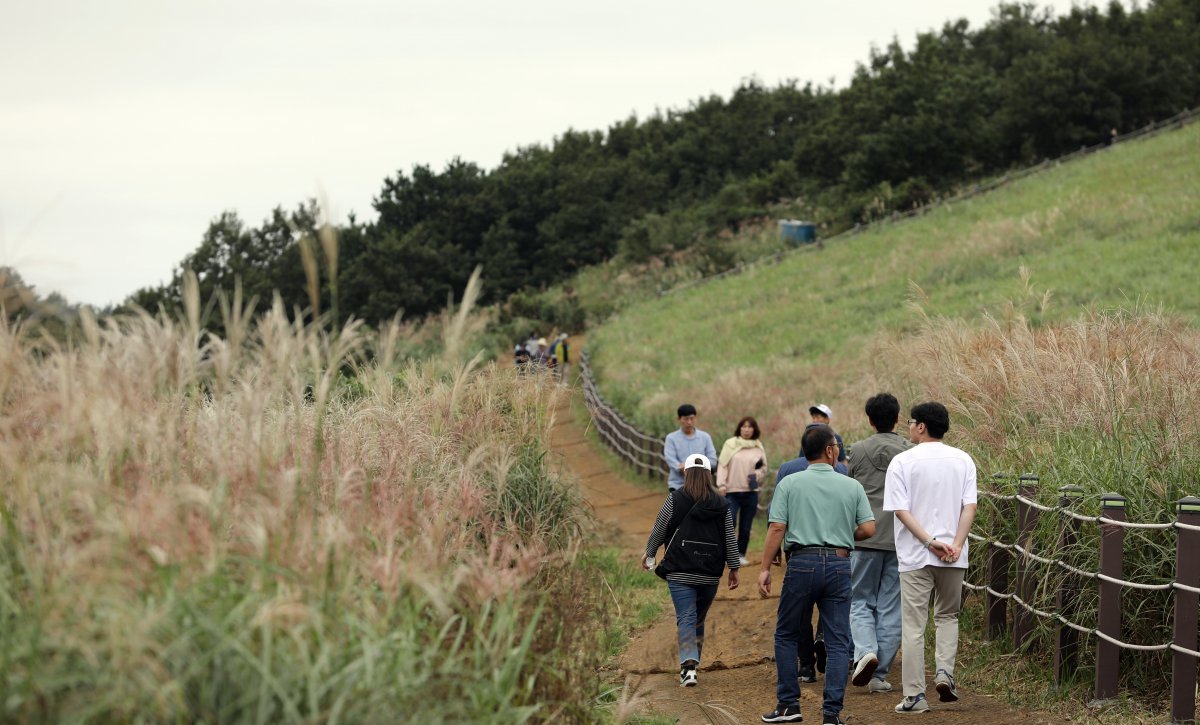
4, 0, 1032, 307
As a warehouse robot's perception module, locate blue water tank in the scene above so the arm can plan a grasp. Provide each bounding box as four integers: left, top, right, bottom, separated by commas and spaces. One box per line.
778, 219, 817, 244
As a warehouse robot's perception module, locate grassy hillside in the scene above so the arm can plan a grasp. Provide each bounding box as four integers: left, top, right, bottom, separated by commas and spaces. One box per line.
588, 120, 1200, 452
588, 119, 1200, 708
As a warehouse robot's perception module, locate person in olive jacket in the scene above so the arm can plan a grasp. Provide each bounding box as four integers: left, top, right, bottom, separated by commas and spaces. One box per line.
845, 393, 912, 693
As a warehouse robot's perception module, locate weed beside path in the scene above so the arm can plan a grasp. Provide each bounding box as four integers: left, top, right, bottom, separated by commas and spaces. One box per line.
554, 389, 1055, 724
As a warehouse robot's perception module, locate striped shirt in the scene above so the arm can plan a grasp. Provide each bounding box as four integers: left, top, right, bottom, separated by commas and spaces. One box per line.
645, 493, 740, 585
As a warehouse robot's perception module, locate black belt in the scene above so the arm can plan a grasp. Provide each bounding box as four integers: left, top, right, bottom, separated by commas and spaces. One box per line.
785, 545, 850, 558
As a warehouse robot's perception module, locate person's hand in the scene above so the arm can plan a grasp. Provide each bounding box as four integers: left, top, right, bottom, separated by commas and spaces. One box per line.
940, 543, 962, 563
927, 539, 954, 559
729, 569, 740, 590
757, 569, 772, 598
718, 484, 728, 494
772, 551, 782, 567
640, 554, 653, 571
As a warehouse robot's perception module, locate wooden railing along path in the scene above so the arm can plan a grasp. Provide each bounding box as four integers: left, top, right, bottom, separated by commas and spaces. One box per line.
579, 355, 1200, 722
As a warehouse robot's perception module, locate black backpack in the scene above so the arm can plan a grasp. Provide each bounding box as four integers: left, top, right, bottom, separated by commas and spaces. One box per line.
654, 489, 728, 580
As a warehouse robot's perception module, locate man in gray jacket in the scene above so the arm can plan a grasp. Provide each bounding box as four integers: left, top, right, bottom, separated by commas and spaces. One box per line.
845, 393, 911, 692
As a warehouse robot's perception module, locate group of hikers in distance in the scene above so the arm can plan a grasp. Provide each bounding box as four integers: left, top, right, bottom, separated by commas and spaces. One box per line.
512, 332, 569, 379
643, 394, 978, 724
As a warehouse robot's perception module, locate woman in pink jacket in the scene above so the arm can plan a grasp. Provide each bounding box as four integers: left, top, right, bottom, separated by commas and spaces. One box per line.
716, 416, 768, 566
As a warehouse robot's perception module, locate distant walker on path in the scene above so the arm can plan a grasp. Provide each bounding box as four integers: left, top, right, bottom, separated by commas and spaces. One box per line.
716, 415, 768, 566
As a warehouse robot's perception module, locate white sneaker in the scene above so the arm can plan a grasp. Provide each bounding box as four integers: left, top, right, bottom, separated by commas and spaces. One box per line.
680, 667, 697, 687
851, 652, 879, 686
738, 555, 750, 566
895, 694, 929, 713
867, 678, 893, 693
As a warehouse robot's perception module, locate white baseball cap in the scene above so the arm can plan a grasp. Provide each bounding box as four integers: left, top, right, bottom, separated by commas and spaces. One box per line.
684, 453, 711, 470
809, 403, 833, 418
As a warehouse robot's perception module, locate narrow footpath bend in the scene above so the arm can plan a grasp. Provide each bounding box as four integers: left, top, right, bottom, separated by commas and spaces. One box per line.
550, 389, 1052, 725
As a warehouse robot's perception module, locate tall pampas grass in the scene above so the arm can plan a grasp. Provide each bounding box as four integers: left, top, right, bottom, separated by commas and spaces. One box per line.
0, 263, 589, 720
878, 303, 1200, 696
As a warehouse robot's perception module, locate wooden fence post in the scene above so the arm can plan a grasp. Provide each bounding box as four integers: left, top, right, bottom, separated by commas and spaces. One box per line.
1095, 492, 1127, 703
1054, 484, 1084, 685
1171, 496, 1200, 723
987, 473, 1012, 639
1014, 474, 1040, 651
641, 435, 651, 479
646, 434, 658, 481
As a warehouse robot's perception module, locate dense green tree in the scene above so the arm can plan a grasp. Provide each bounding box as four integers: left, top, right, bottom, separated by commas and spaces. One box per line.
130, 1, 1200, 326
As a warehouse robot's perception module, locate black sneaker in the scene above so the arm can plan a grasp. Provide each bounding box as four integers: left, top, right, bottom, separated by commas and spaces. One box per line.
814, 637, 827, 674
762, 702, 803, 723
822, 714, 844, 725
798, 664, 817, 683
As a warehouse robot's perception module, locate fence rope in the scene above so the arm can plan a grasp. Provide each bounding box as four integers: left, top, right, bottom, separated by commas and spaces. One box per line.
1092, 629, 1172, 653
978, 586, 1197, 657
1096, 516, 1175, 531
1171, 644, 1200, 659
1016, 494, 1057, 512
579, 352, 670, 477
1095, 573, 1175, 592
980, 491, 1018, 501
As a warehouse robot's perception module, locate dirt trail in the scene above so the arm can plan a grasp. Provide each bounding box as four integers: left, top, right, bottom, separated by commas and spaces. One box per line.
551, 390, 1051, 724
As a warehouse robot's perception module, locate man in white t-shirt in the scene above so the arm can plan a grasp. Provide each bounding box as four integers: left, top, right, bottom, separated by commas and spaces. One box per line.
882, 402, 977, 714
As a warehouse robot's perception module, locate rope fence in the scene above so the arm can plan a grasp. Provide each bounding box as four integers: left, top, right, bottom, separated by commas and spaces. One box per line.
576, 357, 1200, 721
972, 475, 1200, 722
578, 350, 669, 480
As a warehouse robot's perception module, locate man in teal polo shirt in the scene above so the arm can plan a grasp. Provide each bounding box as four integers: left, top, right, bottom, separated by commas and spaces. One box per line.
759, 425, 875, 725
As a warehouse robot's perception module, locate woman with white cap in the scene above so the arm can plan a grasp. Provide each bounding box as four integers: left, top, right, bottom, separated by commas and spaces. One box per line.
643, 453, 741, 687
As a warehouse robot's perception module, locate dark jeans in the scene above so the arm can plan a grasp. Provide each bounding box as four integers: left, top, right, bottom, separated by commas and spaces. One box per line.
775, 553, 852, 717
726, 492, 758, 556
783, 551, 822, 667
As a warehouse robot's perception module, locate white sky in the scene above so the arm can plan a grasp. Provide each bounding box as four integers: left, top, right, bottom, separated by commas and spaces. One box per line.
4, 0, 1026, 307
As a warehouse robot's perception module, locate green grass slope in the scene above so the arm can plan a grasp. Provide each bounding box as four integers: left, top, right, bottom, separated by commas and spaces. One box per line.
588, 120, 1200, 446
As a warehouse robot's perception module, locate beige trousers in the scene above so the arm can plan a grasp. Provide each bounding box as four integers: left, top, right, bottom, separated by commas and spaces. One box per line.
899, 565, 965, 697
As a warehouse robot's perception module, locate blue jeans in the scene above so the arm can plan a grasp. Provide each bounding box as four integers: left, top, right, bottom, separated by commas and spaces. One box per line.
850, 548, 901, 680
726, 492, 758, 556
667, 580, 719, 666
774, 553, 851, 716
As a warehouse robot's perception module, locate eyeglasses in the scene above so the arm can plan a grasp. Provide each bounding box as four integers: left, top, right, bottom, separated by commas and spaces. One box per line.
907, 419, 919, 426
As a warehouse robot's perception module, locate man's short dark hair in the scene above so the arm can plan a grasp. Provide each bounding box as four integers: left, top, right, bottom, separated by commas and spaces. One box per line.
801, 424, 836, 462
865, 393, 900, 432
677, 403, 697, 418
911, 401, 950, 439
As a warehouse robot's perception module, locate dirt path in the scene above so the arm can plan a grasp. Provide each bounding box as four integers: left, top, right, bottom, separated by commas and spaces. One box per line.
551, 390, 1052, 725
